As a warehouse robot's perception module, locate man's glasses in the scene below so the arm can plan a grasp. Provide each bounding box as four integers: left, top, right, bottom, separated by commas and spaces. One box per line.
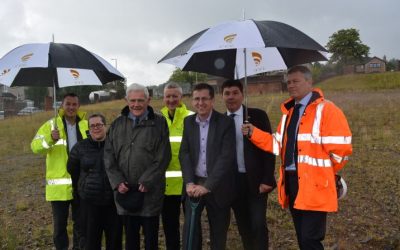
192, 97, 212, 103
89, 123, 105, 129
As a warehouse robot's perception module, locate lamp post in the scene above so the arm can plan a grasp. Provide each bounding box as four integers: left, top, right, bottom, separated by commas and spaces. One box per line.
110, 58, 118, 87
111, 58, 118, 69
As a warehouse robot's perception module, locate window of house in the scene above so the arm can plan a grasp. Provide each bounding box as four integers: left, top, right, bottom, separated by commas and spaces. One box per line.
369, 63, 381, 68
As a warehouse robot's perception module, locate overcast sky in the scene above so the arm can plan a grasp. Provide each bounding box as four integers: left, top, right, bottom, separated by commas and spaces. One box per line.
1, 0, 398, 86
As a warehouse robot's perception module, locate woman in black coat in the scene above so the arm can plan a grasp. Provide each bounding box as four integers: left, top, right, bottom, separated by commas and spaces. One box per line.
67, 113, 122, 250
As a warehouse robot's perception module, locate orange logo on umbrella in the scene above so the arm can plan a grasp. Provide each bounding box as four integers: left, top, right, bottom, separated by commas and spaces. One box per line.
1, 69, 10, 76
252, 52, 262, 66
21, 53, 34, 62
70, 69, 80, 79
224, 34, 237, 43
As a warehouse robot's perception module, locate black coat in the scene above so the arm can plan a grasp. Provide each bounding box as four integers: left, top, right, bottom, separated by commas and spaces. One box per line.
67, 137, 113, 206
243, 107, 276, 194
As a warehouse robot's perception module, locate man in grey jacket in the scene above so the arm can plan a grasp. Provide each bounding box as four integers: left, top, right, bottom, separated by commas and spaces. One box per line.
104, 83, 171, 250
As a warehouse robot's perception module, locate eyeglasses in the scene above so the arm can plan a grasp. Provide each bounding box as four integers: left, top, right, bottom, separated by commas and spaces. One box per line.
192, 97, 212, 103
89, 123, 105, 129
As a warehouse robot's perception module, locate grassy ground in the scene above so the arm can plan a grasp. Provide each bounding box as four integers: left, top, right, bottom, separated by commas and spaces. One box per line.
0, 72, 399, 249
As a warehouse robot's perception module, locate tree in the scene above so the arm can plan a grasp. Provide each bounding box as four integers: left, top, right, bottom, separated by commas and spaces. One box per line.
326, 28, 370, 65
386, 58, 399, 71
168, 68, 207, 88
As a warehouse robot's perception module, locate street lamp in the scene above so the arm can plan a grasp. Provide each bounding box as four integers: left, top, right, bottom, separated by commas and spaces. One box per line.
111, 58, 118, 69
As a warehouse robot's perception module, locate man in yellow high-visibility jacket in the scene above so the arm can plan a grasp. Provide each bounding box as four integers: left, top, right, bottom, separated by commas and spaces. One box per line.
31, 93, 88, 250
160, 83, 193, 250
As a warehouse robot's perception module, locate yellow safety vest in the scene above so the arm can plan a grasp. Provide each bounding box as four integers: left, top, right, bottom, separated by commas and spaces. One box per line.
31, 109, 88, 201
161, 103, 193, 195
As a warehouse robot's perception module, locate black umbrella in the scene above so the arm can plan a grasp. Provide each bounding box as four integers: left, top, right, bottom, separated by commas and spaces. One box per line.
0, 42, 124, 88
0, 42, 124, 117
158, 20, 327, 120
159, 20, 327, 79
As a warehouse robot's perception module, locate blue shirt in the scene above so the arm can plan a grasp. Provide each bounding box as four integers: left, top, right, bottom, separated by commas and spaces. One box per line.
195, 111, 212, 177
128, 109, 149, 127
285, 92, 312, 171
227, 105, 246, 173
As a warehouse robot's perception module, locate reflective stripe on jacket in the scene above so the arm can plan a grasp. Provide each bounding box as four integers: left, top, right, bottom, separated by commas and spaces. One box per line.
161, 103, 193, 195
31, 109, 88, 201
250, 88, 352, 212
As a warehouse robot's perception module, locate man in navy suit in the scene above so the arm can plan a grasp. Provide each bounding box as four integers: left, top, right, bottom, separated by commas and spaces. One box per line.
179, 83, 236, 250
222, 79, 276, 250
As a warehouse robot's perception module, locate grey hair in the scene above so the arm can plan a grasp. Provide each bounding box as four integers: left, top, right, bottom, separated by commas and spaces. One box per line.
126, 83, 149, 99
287, 65, 313, 81
164, 82, 183, 95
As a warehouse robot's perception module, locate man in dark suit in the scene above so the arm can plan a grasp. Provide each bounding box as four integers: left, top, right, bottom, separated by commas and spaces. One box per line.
222, 79, 276, 250
179, 83, 236, 250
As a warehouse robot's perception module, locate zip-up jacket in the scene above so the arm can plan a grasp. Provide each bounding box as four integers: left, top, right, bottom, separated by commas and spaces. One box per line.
31, 109, 88, 201
161, 103, 193, 195
250, 88, 352, 212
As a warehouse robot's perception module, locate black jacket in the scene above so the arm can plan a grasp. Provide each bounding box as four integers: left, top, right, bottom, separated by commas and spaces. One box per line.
67, 137, 113, 206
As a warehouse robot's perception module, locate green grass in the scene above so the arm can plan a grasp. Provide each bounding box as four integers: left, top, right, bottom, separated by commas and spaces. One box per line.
0, 72, 399, 249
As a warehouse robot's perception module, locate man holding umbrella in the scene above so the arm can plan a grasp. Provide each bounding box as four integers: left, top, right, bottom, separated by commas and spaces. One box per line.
242, 65, 352, 249
31, 93, 88, 250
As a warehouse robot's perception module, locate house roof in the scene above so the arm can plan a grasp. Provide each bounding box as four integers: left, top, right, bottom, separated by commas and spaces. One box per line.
0, 92, 16, 99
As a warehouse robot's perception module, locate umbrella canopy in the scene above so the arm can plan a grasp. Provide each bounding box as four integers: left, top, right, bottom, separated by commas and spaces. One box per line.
158, 20, 328, 79
0, 42, 124, 88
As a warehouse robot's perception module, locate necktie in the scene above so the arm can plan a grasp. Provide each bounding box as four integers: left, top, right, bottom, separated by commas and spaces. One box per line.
284, 104, 302, 167
229, 113, 236, 118
135, 117, 140, 127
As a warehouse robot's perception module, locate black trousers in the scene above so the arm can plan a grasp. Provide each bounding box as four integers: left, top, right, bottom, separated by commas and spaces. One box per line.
161, 195, 182, 250
182, 193, 230, 250
51, 200, 83, 250
286, 173, 327, 250
80, 200, 122, 250
232, 173, 269, 250
123, 215, 159, 250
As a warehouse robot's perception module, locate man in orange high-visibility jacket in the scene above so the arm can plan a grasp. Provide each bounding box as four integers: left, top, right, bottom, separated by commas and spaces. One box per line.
242, 65, 352, 250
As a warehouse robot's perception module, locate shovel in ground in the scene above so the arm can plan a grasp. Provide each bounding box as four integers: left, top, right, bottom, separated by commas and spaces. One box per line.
187, 197, 200, 250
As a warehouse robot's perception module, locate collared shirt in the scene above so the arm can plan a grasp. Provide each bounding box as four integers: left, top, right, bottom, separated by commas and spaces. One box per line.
286, 91, 312, 171
227, 105, 246, 173
66, 121, 77, 152
195, 111, 212, 177
128, 109, 149, 127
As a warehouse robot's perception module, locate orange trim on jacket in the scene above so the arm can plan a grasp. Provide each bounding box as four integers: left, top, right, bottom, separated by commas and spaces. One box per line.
250, 88, 352, 212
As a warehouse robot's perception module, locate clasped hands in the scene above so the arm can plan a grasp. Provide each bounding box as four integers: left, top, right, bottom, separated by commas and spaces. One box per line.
118, 182, 147, 194
186, 183, 209, 198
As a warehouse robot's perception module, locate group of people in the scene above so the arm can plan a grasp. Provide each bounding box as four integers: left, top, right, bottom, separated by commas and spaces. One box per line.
31, 65, 352, 250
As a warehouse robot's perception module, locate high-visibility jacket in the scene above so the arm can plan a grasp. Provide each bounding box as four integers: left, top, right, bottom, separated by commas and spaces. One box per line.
161, 103, 193, 195
250, 88, 352, 212
31, 109, 88, 201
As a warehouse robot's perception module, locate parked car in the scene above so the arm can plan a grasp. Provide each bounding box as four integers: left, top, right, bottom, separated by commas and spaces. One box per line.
17, 107, 43, 116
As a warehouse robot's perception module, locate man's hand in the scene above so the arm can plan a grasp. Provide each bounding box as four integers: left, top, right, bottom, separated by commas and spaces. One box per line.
259, 184, 273, 194
51, 129, 60, 141
241, 123, 254, 137
186, 183, 196, 197
118, 182, 129, 194
192, 185, 210, 197
138, 183, 148, 192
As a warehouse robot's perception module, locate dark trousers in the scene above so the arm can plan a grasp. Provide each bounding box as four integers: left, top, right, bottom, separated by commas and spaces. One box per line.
123, 215, 159, 250
232, 173, 268, 250
51, 200, 83, 250
182, 193, 230, 250
161, 195, 182, 250
80, 200, 122, 250
286, 173, 327, 250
